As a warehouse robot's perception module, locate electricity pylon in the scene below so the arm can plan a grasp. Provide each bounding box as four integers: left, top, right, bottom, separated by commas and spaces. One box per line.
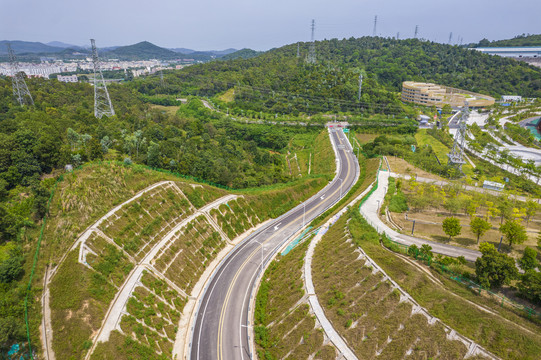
358, 73, 363, 101
414, 25, 419, 39
306, 19, 316, 64
7, 43, 33, 106
90, 39, 115, 118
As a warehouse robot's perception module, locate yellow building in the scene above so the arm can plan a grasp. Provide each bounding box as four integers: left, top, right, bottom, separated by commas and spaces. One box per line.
401, 81, 495, 108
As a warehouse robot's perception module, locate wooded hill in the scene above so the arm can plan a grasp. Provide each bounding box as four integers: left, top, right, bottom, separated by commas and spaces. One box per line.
472, 34, 541, 48
132, 37, 541, 115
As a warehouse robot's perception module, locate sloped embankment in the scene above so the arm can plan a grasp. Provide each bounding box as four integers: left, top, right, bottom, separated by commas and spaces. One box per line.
45, 162, 327, 360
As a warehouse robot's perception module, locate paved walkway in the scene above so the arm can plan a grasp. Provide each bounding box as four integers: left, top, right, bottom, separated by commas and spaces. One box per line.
360, 171, 482, 262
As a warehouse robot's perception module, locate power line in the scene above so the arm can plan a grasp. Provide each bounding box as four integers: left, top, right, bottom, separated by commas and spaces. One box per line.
91, 39, 115, 119
7, 43, 33, 106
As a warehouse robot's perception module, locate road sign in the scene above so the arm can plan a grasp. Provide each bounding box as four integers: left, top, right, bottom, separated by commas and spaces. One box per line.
411, 145, 416, 153
343, 128, 349, 133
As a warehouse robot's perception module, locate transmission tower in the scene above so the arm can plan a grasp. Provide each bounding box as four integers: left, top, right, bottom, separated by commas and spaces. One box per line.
448, 32, 453, 44
373, 15, 378, 36
414, 25, 419, 39
90, 39, 115, 118
306, 19, 316, 64
7, 44, 33, 106
396, 32, 400, 40
159, 69, 165, 88
448, 107, 469, 169
297, 43, 300, 58
358, 73, 363, 101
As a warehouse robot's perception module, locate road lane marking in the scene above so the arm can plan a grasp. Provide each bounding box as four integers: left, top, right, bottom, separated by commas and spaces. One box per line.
214, 129, 354, 360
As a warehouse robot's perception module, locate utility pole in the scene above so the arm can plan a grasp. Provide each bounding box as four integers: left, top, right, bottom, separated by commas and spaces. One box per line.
373, 15, 378, 37
91, 39, 115, 119
448, 32, 453, 44
7, 43, 33, 106
307, 19, 316, 64
414, 25, 419, 39
358, 73, 363, 101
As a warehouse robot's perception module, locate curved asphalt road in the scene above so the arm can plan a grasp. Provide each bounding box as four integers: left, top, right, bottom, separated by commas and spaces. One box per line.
190, 128, 359, 360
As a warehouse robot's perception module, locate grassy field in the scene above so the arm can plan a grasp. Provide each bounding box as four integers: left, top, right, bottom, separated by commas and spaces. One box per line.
415, 129, 475, 176
354, 133, 379, 145
218, 88, 235, 103
386, 156, 446, 181
255, 240, 337, 359
149, 104, 179, 116
347, 209, 541, 359
311, 129, 335, 177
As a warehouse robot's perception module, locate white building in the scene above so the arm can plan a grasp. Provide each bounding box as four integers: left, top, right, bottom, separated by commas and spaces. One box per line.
501, 95, 522, 102
57, 74, 78, 83
473, 47, 541, 58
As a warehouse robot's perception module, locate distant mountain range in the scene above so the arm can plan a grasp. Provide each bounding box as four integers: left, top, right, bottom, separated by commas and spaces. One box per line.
0, 40, 247, 62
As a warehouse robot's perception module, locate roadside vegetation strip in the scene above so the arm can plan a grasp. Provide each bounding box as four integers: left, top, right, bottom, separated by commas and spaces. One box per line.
312, 208, 495, 359
349, 210, 541, 359
254, 240, 337, 360
24, 174, 62, 359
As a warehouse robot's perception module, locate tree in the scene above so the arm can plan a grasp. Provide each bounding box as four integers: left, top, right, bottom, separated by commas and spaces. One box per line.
443, 198, 460, 215
147, 141, 161, 168
500, 220, 528, 248
442, 217, 461, 241
519, 247, 538, 271
497, 198, 513, 224
67, 127, 80, 151
407, 244, 419, 257
470, 217, 491, 244
525, 199, 538, 225
0, 256, 24, 283
420, 244, 433, 258
475, 242, 518, 288
517, 270, 541, 305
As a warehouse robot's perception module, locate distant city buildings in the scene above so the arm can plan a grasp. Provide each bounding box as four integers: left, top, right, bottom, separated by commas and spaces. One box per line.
0, 59, 184, 79
401, 81, 495, 108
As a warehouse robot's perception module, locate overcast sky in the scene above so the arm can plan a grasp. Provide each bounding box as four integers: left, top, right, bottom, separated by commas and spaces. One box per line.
1, 0, 540, 50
